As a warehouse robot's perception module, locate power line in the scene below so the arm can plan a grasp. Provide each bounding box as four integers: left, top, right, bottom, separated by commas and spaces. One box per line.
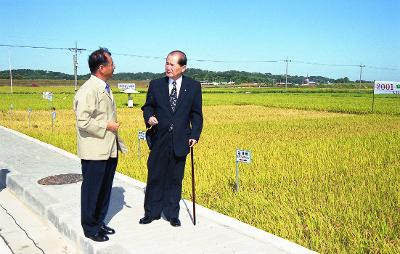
112, 52, 282, 63
0, 43, 399, 71
364, 65, 399, 71
292, 60, 400, 71
0, 43, 84, 51
112, 52, 164, 60
292, 60, 359, 67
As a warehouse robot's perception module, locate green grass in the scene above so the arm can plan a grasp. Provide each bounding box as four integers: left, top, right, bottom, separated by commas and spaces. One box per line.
1, 85, 399, 115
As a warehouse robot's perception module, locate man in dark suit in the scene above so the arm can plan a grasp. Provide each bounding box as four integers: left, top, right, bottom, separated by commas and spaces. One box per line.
140, 50, 203, 227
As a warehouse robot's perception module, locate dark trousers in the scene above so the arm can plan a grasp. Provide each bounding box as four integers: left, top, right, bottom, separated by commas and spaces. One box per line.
144, 132, 186, 219
81, 157, 117, 236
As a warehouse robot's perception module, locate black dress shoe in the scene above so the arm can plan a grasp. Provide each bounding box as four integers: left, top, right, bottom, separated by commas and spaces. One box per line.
139, 215, 161, 224
85, 232, 109, 242
169, 218, 181, 227
100, 225, 115, 235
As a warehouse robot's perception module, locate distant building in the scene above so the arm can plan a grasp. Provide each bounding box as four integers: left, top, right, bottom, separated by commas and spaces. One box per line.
275, 82, 292, 86
302, 75, 317, 86
200, 80, 235, 86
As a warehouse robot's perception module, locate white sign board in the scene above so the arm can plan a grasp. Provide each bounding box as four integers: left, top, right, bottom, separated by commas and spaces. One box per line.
374, 81, 400, 95
236, 149, 251, 163
138, 130, 146, 140
42, 91, 53, 101
118, 83, 136, 90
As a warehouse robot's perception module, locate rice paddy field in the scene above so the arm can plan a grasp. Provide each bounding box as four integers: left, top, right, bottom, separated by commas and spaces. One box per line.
0, 84, 399, 253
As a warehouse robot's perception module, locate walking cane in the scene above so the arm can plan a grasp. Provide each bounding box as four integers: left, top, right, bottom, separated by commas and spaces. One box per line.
190, 146, 196, 225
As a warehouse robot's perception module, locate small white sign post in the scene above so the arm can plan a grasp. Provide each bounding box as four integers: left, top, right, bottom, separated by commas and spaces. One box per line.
43, 91, 53, 108
118, 83, 138, 108
138, 130, 147, 159
123, 88, 139, 108
51, 110, 56, 132
43, 91, 53, 101
235, 149, 252, 192
28, 108, 32, 128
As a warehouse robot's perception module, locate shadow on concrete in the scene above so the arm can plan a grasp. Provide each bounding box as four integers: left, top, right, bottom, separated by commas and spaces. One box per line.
105, 186, 131, 224
0, 168, 10, 191
182, 199, 195, 225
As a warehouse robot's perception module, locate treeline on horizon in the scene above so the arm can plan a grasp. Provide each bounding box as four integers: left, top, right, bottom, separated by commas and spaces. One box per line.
0, 68, 363, 84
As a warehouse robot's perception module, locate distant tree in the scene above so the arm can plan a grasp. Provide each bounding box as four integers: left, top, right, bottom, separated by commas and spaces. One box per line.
0, 68, 339, 85
335, 77, 351, 83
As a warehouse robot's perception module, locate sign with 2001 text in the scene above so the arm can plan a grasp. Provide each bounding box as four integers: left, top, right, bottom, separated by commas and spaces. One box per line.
374, 81, 400, 95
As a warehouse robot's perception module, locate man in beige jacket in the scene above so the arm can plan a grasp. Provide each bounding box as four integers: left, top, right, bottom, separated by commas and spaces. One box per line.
74, 48, 127, 242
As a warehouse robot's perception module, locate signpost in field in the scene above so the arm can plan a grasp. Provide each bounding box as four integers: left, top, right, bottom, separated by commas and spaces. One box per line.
43, 91, 54, 109
28, 108, 32, 128
118, 83, 139, 108
51, 109, 56, 132
235, 149, 252, 192
137, 130, 146, 159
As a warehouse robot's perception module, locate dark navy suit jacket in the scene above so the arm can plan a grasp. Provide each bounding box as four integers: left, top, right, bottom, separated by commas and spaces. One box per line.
141, 76, 203, 157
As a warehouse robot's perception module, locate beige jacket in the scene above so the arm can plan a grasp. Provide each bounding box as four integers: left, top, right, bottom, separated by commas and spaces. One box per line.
73, 76, 127, 160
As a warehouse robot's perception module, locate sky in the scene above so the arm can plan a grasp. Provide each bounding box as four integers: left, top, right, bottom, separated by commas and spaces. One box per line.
1, 0, 399, 81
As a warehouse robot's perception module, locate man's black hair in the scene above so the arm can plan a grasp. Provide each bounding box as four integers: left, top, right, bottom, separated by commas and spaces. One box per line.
88, 47, 112, 74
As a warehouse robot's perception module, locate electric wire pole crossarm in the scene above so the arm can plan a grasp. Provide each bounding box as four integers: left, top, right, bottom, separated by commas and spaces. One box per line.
68, 42, 86, 92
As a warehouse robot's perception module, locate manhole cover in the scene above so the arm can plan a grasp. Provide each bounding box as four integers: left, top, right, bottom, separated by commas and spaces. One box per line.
38, 173, 82, 185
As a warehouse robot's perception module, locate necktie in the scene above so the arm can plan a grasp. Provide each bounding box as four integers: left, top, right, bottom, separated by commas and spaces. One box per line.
170, 81, 177, 111
105, 83, 111, 94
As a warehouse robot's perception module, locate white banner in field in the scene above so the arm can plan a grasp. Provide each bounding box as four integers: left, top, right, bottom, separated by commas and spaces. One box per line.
374, 81, 400, 95
42, 91, 53, 101
236, 149, 251, 163
118, 83, 136, 90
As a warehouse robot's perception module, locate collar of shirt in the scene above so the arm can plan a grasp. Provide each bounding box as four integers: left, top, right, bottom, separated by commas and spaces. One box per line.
91, 75, 113, 100
168, 76, 182, 98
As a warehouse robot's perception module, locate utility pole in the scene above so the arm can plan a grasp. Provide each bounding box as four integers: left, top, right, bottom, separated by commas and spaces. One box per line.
359, 64, 365, 85
69, 42, 85, 92
73, 42, 78, 92
284, 57, 291, 89
8, 52, 13, 94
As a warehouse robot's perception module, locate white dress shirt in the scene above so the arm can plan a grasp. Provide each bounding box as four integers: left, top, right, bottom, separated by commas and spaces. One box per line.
168, 76, 182, 98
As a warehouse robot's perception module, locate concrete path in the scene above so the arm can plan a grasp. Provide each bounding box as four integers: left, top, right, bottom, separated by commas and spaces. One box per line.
0, 125, 317, 254
0, 236, 12, 254
0, 188, 78, 254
